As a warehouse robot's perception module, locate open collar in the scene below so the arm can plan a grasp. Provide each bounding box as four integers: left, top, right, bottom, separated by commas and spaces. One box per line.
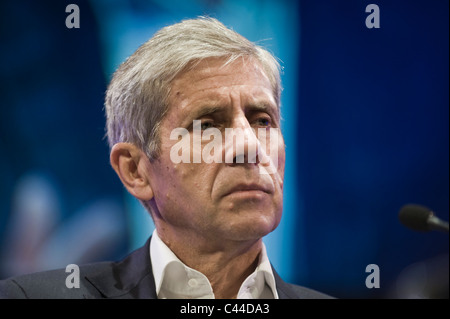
84, 235, 299, 299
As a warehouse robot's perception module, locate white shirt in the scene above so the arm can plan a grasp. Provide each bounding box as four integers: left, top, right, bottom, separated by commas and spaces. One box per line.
150, 230, 279, 299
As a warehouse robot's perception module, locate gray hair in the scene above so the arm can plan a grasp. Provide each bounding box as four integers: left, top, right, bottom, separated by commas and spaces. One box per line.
105, 16, 282, 160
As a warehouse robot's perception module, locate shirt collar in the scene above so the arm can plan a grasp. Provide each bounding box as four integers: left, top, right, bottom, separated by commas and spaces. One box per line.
149, 230, 278, 299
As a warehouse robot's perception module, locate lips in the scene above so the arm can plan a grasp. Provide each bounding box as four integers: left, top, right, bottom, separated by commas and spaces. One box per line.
223, 183, 272, 197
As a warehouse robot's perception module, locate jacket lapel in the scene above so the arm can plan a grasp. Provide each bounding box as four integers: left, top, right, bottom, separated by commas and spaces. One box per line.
85, 237, 157, 299
272, 266, 300, 299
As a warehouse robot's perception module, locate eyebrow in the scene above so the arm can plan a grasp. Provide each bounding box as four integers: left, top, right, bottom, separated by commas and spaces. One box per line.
246, 102, 279, 118
184, 99, 280, 126
190, 105, 225, 120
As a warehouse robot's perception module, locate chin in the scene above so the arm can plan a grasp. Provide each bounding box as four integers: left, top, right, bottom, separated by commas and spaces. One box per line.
222, 213, 281, 241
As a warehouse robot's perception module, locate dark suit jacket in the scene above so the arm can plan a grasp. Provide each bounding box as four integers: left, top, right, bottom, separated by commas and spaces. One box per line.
0, 237, 334, 299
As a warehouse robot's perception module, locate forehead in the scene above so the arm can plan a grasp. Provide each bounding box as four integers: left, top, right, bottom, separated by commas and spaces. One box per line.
168, 57, 276, 110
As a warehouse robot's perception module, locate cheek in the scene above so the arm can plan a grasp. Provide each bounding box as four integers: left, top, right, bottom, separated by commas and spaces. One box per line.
277, 144, 286, 176
151, 163, 190, 220
258, 129, 285, 177
266, 132, 285, 189
155, 160, 213, 200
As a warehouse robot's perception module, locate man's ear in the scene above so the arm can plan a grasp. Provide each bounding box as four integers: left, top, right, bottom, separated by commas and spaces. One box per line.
110, 143, 154, 201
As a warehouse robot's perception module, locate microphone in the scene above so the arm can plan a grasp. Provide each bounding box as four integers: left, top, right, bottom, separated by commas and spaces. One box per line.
399, 204, 449, 233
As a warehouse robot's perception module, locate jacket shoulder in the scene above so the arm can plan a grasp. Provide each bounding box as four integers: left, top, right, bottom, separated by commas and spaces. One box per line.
0, 262, 113, 299
272, 266, 335, 299
280, 282, 336, 299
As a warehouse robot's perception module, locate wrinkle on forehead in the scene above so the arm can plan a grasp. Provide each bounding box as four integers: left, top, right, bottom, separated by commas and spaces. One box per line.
169, 57, 274, 111
171, 57, 271, 94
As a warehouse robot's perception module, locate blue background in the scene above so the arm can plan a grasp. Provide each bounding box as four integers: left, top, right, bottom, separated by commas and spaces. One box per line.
0, 0, 448, 299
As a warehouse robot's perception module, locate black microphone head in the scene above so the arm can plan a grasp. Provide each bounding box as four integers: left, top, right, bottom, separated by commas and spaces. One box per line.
399, 204, 433, 232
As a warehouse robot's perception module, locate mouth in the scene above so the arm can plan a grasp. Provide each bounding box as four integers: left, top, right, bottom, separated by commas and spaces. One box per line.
223, 183, 272, 197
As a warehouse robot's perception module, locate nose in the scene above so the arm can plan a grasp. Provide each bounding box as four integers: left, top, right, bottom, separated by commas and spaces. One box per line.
224, 116, 260, 165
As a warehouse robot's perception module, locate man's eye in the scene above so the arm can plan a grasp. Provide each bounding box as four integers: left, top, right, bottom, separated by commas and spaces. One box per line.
201, 121, 214, 130
254, 117, 271, 127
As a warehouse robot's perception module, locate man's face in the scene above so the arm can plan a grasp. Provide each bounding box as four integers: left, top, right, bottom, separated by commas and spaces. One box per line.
147, 57, 285, 244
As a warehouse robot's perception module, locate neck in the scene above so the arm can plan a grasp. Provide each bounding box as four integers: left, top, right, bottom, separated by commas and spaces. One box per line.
156, 226, 263, 299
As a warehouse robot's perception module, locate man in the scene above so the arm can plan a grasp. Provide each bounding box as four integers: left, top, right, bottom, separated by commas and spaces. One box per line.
0, 17, 333, 299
